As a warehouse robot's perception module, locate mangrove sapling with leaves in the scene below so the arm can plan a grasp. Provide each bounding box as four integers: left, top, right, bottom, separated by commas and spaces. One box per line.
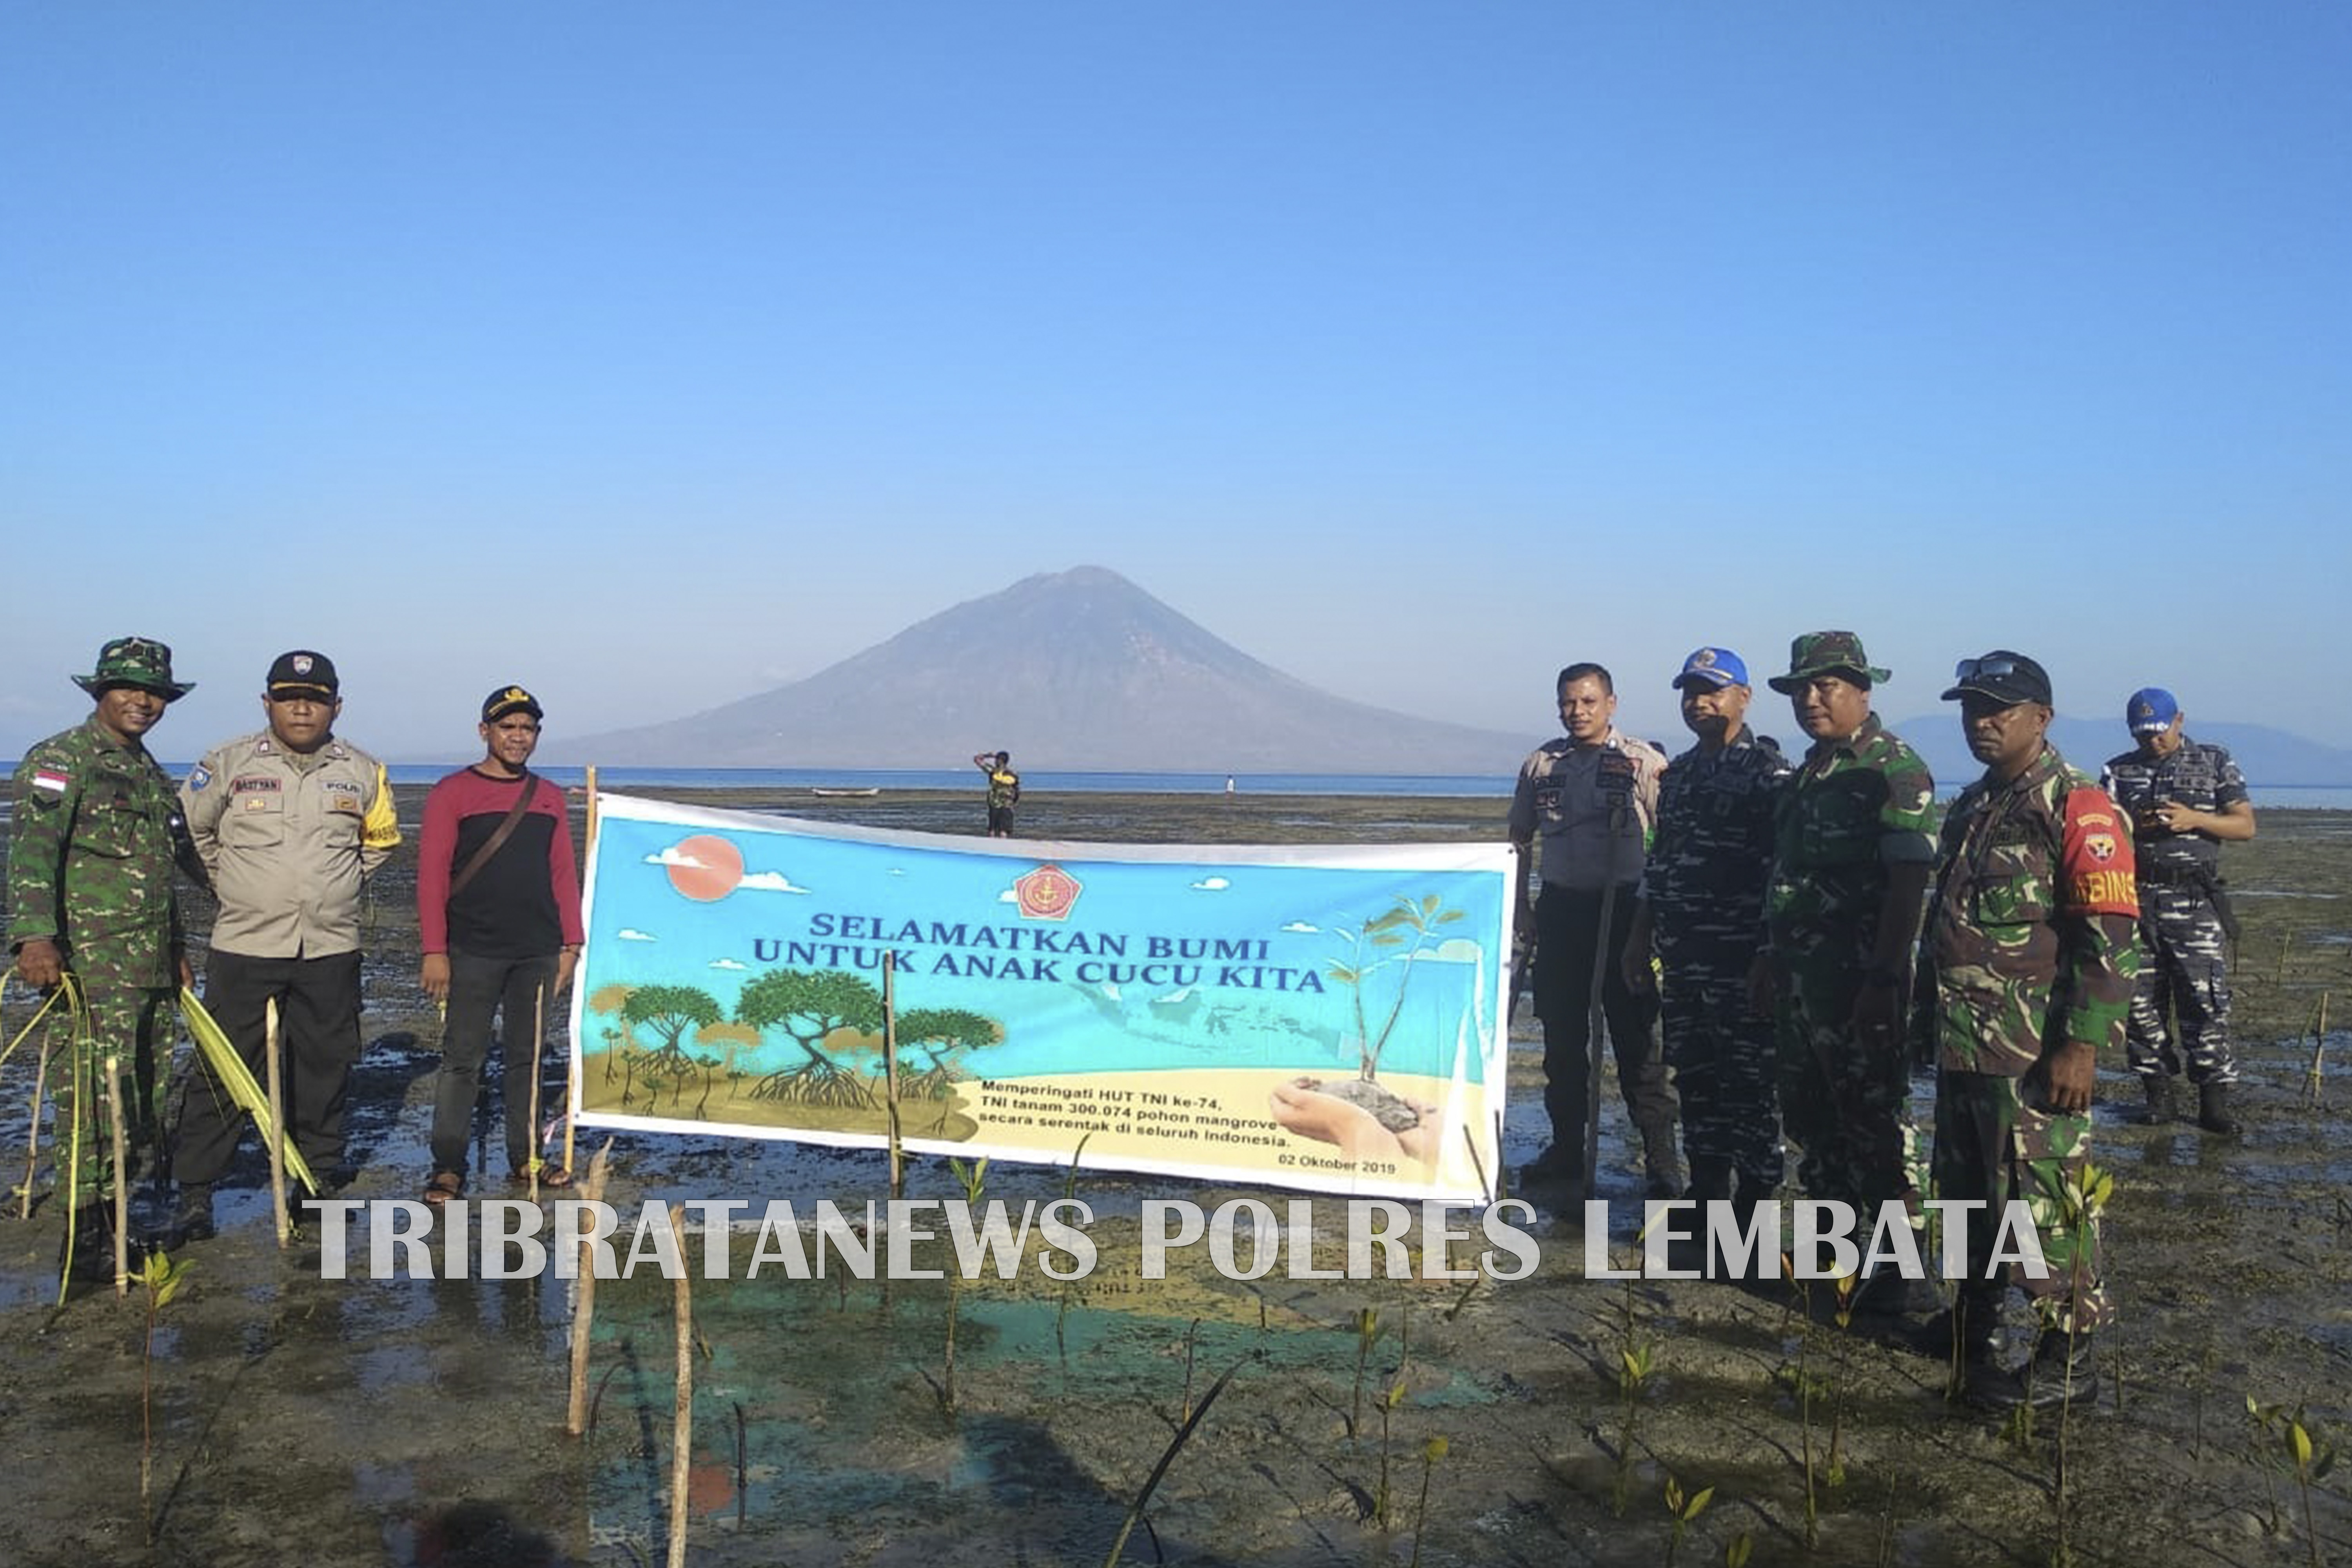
940, 1155, 988, 1415
1350, 1306, 1380, 1441
1408, 1435, 1447, 1568
1613, 1273, 1655, 1521
135, 1250, 191, 1539
1375, 1307, 1413, 1528
2042, 1159, 2114, 1568
1662, 1473, 1715, 1568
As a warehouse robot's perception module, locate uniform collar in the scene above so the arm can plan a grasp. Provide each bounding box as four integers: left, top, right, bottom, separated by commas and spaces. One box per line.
1809, 710, 1882, 760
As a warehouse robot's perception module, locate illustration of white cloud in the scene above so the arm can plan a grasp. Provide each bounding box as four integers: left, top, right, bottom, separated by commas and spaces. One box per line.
1280, 920, 1319, 933
998, 888, 1020, 903
1425, 938, 1484, 963
1155, 985, 1194, 1003
643, 848, 706, 868
1190, 877, 1231, 892
710, 958, 748, 971
739, 870, 811, 894
617, 928, 658, 942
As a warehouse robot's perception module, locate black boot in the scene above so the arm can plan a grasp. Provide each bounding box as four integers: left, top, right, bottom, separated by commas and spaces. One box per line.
1639, 1121, 1683, 1200
1684, 1156, 1734, 1206
2138, 1076, 2175, 1125
2196, 1082, 2238, 1135
166, 1182, 216, 1249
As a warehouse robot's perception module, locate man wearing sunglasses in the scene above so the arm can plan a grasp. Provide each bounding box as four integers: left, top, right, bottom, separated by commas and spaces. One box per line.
2099, 689, 2254, 1134
1924, 651, 2139, 1409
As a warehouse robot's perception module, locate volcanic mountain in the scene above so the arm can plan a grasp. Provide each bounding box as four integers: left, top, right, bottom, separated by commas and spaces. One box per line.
552, 566, 1529, 773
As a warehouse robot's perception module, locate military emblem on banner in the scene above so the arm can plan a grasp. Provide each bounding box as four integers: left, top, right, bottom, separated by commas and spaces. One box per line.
1014, 864, 1081, 921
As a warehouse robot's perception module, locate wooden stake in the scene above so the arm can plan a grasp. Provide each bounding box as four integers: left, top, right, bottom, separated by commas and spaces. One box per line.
565, 1137, 615, 1437
669, 1200, 693, 1568
568, 766, 598, 1182
2305, 991, 2331, 1105
265, 997, 289, 1249
106, 1052, 129, 1297
528, 984, 546, 1201
883, 950, 904, 1201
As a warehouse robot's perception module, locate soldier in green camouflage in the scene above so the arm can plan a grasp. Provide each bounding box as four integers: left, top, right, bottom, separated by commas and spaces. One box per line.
1926, 652, 2140, 1410
6, 637, 199, 1282
1755, 632, 1937, 1296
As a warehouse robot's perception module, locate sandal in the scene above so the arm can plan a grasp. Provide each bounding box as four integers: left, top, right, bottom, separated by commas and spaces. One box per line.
423, 1171, 465, 1207
512, 1164, 575, 1191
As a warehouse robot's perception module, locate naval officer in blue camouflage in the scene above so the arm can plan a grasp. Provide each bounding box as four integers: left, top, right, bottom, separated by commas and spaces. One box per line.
1623, 648, 1790, 1231
2099, 688, 2254, 1133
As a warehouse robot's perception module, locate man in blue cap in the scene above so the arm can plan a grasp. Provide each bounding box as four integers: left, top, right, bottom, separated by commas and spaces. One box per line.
1623, 648, 1791, 1251
2099, 688, 2255, 1132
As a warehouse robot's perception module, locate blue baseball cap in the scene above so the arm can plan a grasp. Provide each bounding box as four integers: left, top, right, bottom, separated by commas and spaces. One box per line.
2128, 687, 2179, 735
1672, 647, 1748, 690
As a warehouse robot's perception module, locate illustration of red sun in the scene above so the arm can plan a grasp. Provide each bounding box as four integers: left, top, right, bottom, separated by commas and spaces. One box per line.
664, 835, 744, 901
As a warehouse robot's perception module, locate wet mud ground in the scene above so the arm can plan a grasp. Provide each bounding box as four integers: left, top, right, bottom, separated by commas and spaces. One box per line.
2, 789, 2348, 1567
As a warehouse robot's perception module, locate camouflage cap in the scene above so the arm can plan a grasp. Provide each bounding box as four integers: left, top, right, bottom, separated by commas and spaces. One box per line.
72, 636, 194, 701
1764, 631, 1892, 694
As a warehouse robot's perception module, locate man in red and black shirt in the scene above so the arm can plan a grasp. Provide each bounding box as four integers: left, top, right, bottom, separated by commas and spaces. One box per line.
416, 684, 583, 1200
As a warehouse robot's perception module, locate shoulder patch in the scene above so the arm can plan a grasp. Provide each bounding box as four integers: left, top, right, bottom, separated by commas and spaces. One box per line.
30, 765, 71, 794
2061, 787, 2139, 916
187, 764, 211, 792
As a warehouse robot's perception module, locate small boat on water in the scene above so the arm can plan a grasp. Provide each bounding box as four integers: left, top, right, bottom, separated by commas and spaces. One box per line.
810, 786, 882, 797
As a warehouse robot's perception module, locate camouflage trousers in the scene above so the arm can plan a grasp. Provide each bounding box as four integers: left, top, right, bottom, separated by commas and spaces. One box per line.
2127, 884, 2236, 1084
1775, 967, 1915, 1211
1659, 965, 1782, 1191
38, 982, 174, 1202
1931, 1070, 2109, 1335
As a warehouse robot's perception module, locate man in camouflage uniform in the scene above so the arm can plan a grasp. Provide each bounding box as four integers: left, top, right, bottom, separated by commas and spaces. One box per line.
1624, 647, 1790, 1227
1509, 661, 1679, 1198
1926, 652, 2139, 1409
2100, 688, 2254, 1134
1757, 633, 1936, 1303
172, 650, 401, 1240
5, 637, 199, 1281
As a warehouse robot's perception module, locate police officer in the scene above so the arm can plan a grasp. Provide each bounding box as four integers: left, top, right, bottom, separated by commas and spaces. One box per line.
1926, 652, 2139, 1409
1624, 648, 1790, 1232
1508, 661, 1679, 1198
171, 650, 401, 1239
2100, 688, 2254, 1133
7, 637, 199, 1281
1755, 633, 1935, 1297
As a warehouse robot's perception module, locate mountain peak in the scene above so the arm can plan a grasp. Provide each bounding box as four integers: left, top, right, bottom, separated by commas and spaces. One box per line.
552, 568, 1528, 773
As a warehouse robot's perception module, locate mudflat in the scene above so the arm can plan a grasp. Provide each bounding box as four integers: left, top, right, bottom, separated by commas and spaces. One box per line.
2, 789, 2347, 1566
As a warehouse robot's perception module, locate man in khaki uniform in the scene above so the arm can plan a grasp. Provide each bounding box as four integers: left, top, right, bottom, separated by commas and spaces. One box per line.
171, 650, 399, 1239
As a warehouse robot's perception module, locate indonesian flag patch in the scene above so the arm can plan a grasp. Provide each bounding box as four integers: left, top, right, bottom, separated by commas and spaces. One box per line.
31, 767, 70, 794
2061, 787, 2139, 916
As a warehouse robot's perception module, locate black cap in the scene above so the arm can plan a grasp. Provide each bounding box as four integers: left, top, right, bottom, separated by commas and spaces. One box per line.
1940, 650, 2052, 707
482, 684, 544, 723
266, 650, 339, 700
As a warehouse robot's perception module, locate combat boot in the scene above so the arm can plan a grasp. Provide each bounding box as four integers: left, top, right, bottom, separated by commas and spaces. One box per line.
2138, 1076, 2175, 1125
2196, 1082, 2238, 1136
165, 1182, 216, 1249
1517, 1141, 1583, 1190
1973, 1330, 2099, 1412
1639, 1121, 1683, 1200
1684, 1156, 1734, 1207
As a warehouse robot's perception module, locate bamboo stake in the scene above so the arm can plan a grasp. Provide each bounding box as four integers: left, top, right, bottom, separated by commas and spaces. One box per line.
106, 1052, 130, 1297
883, 949, 904, 1201
2304, 991, 2330, 1105
568, 766, 599, 1181
528, 984, 546, 1201
565, 1137, 616, 1437
669, 1200, 693, 1568
265, 998, 289, 1248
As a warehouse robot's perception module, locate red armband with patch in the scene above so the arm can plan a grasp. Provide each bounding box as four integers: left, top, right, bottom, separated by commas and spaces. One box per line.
2061, 788, 2138, 916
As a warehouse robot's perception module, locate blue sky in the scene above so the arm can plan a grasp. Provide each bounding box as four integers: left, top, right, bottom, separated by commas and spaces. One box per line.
6, 3, 2345, 761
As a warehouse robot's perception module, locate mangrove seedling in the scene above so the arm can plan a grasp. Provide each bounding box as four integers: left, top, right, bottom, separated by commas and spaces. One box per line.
1103, 1357, 1246, 1568
1350, 1306, 1381, 1441
942, 1155, 988, 1415
1662, 1473, 1715, 1568
136, 1249, 192, 1537
1408, 1435, 1447, 1568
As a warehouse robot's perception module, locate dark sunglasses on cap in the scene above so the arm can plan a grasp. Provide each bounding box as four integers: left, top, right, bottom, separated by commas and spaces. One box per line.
1953, 655, 2031, 682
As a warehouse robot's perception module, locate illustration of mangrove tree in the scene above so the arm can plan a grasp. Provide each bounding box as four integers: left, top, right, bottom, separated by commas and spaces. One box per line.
1324, 893, 1466, 1082
738, 968, 884, 1108
895, 1006, 1002, 1102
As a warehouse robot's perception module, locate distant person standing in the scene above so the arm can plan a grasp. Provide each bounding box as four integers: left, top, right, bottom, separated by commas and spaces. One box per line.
6, 637, 198, 1281
416, 685, 584, 1203
171, 651, 399, 1241
2100, 688, 2255, 1133
973, 750, 1020, 837
1508, 662, 1680, 1199
1623, 648, 1790, 1229
1756, 632, 1935, 1298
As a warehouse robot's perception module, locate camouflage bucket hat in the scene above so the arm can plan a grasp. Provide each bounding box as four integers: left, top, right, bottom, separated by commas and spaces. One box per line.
71, 636, 195, 701
1765, 630, 1891, 694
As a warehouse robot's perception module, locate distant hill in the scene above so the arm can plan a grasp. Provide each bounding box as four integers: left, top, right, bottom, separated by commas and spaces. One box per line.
1889, 715, 2352, 791
547, 566, 1534, 773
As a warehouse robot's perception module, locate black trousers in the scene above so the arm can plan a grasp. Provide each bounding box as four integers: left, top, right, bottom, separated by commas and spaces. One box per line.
1534, 883, 1678, 1151
175, 948, 362, 1183
430, 948, 559, 1178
